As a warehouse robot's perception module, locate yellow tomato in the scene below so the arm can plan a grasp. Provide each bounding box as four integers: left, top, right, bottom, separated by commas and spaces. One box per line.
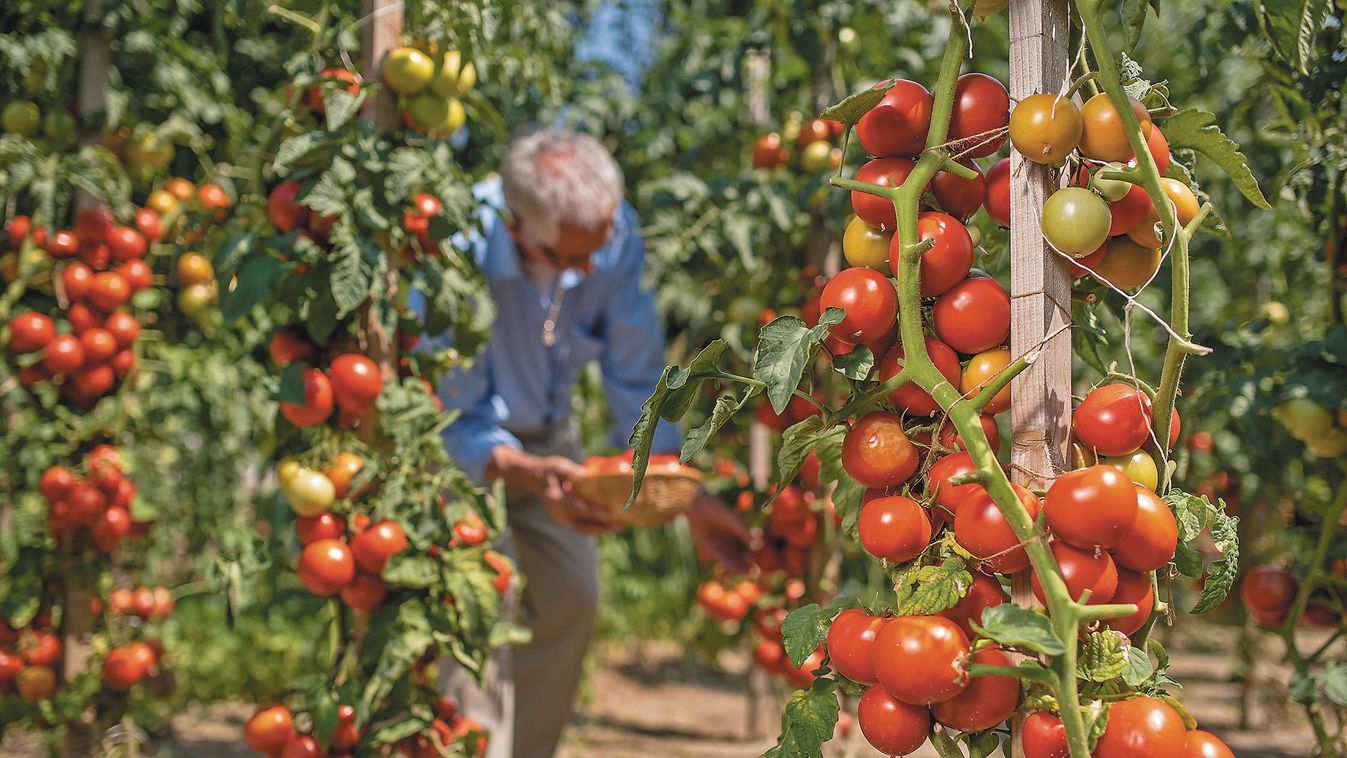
843, 216, 892, 270
960, 348, 1012, 415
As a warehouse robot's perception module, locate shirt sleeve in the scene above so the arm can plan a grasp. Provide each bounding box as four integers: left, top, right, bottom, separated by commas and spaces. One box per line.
432, 337, 522, 486
600, 208, 683, 456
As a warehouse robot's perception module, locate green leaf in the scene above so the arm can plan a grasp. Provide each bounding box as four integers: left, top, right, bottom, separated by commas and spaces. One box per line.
311, 689, 340, 748
894, 556, 970, 615
219, 255, 281, 323
1261, 0, 1331, 74
754, 310, 842, 413
661, 340, 729, 423
1290, 670, 1317, 705
1161, 109, 1270, 209
324, 88, 366, 131
974, 605, 1065, 657
763, 680, 840, 758
775, 417, 828, 494
1079, 632, 1129, 683
273, 132, 323, 174
1163, 490, 1207, 543
723, 214, 756, 267
832, 345, 873, 380
1191, 509, 1239, 614
1323, 662, 1347, 707
277, 361, 305, 404
681, 387, 755, 463
780, 603, 829, 668
821, 80, 895, 126
1172, 542, 1204, 578
625, 366, 677, 508
1123, 644, 1154, 687
382, 554, 440, 588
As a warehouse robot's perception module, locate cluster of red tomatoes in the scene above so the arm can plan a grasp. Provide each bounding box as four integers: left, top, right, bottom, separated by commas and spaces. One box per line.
1241, 564, 1344, 629
245, 695, 485, 757
0, 620, 62, 703
38, 445, 140, 551
3, 206, 156, 404
273, 346, 385, 428
1007, 90, 1191, 290
100, 639, 165, 692
751, 116, 845, 174
104, 585, 176, 621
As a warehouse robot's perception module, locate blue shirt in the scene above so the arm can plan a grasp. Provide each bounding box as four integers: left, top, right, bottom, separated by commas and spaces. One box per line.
419, 177, 681, 485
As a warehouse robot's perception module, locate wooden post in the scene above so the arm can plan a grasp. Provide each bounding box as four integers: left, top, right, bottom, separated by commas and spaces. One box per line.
361, 0, 402, 132
1008, 2, 1072, 757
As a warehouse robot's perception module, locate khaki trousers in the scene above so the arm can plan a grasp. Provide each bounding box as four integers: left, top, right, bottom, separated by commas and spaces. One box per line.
438, 425, 599, 758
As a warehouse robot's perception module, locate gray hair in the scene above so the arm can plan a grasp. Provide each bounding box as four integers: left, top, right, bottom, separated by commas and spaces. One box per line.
499, 129, 624, 246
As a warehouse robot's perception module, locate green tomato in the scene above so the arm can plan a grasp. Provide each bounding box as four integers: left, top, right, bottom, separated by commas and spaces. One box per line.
1306, 427, 1347, 458
1041, 187, 1111, 255
1089, 163, 1132, 202
177, 282, 217, 319
43, 109, 76, 147
383, 47, 435, 95
22, 61, 47, 95
1276, 397, 1335, 440
277, 459, 302, 488
407, 94, 465, 138
429, 51, 476, 98
799, 140, 834, 173
1101, 449, 1159, 492
2, 100, 41, 137
282, 467, 335, 516
842, 216, 892, 270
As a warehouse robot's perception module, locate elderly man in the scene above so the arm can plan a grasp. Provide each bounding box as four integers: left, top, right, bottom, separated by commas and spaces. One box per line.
426, 129, 752, 758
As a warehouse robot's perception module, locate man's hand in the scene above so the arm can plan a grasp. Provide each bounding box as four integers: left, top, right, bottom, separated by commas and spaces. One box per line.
486, 446, 618, 536
685, 493, 756, 573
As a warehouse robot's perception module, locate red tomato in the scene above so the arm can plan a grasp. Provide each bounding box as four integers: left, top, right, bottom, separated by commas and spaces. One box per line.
0, 650, 21, 682
66, 482, 106, 524
926, 452, 979, 517
751, 133, 789, 169
45, 229, 80, 259
1032, 540, 1119, 605
889, 211, 973, 297
280, 368, 334, 427
931, 158, 985, 218
43, 334, 85, 374
855, 79, 933, 159
1240, 565, 1297, 625
859, 495, 931, 563
297, 539, 356, 596
753, 639, 785, 672
933, 276, 1010, 354
7, 313, 55, 353
1074, 383, 1153, 456
850, 158, 916, 230
118, 259, 154, 291
1112, 486, 1178, 572
269, 326, 315, 367
949, 73, 1009, 158
351, 519, 408, 574
1094, 696, 1187, 758
871, 615, 970, 705
1185, 730, 1236, 758
60, 262, 94, 301
279, 734, 324, 758
134, 208, 163, 241
5, 215, 32, 248
92, 505, 132, 552
79, 328, 118, 365
939, 570, 1006, 638
857, 685, 931, 757
938, 414, 1002, 455
983, 158, 1011, 227
88, 271, 131, 312
103, 311, 140, 348
484, 550, 512, 596
197, 183, 233, 217
38, 466, 74, 503
245, 705, 296, 755
296, 512, 346, 545
1109, 567, 1156, 635
107, 226, 147, 261
1044, 464, 1138, 549
73, 363, 117, 397
826, 609, 887, 685
1021, 711, 1069, 758
75, 207, 114, 242
954, 483, 1041, 573
341, 572, 389, 612
1134, 127, 1170, 175
841, 412, 919, 488
819, 268, 897, 346
102, 646, 147, 689
329, 353, 384, 415
1066, 241, 1109, 279
268, 180, 309, 232
1108, 183, 1152, 236
331, 704, 362, 750
931, 646, 1019, 732
877, 335, 961, 417
19, 630, 61, 666
306, 67, 361, 113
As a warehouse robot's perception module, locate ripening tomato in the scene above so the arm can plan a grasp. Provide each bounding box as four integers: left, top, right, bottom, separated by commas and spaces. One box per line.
324, 452, 365, 499
16, 665, 56, 702
134, 207, 163, 241
819, 267, 897, 346
871, 615, 970, 705
1092, 236, 1160, 290
1074, 383, 1153, 456
1100, 448, 1159, 491
954, 483, 1041, 574
197, 183, 233, 217
43, 334, 85, 374
931, 158, 985, 219
0, 650, 20, 682
1127, 177, 1200, 247
842, 216, 893, 270
983, 158, 1010, 227
1021, 711, 1069, 758
878, 335, 961, 417
857, 685, 931, 757
60, 262, 93, 301
859, 495, 931, 563
1009, 93, 1082, 164
949, 73, 1009, 158
176, 252, 213, 286
341, 572, 389, 612
931, 646, 1019, 732
752, 132, 790, 169
939, 570, 1006, 638
890, 211, 973, 297
1079, 93, 1153, 162
1094, 696, 1187, 758
297, 539, 356, 596
842, 412, 919, 488
1139, 127, 1171, 174
7, 312, 55, 353
1044, 464, 1137, 549
1112, 486, 1178, 572
1032, 540, 1119, 605
351, 520, 408, 574
850, 158, 916, 230
1108, 567, 1156, 636
933, 276, 1010, 355
856, 79, 933, 158
1042, 187, 1112, 255
88, 271, 131, 312
330, 353, 384, 415
1106, 182, 1152, 237
826, 609, 887, 685
1240, 565, 1297, 625
280, 368, 334, 427
1185, 730, 1236, 758
960, 348, 1012, 414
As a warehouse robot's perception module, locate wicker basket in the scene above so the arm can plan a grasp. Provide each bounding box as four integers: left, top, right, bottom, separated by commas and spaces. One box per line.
571, 466, 703, 527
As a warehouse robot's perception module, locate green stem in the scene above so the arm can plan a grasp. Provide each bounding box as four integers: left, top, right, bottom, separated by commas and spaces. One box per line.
970, 663, 1054, 684
938, 154, 979, 180
929, 726, 965, 758
961, 355, 1030, 414
826, 369, 910, 424
829, 176, 896, 199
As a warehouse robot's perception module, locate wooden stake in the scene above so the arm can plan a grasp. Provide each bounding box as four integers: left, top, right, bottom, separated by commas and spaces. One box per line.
1008, 2, 1071, 756
361, 0, 402, 132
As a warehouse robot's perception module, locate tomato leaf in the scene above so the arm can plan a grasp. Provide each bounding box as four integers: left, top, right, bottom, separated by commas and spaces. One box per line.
820, 80, 895, 126
310, 688, 340, 749
1078, 632, 1129, 683
1260, 0, 1331, 74
681, 386, 756, 463
974, 604, 1065, 657
624, 365, 677, 509
780, 596, 854, 667
382, 554, 440, 588
762, 679, 840, 758
662, 339, 730, 423
754, 310, 843, 413
1172, 542, 1204, 578
894, 556, 970, 615
219, 254, 282, 324
276, 361, 305, 404
324, 88, 366, 131
1323, 662, 1347, 707
773, 417, 829, 497
1122, 644, 1154, 687
365, 713, 431, 747
1191, 505, 1240, 614
1161, 109, 1270, 209
814, 427, 863, 541
832, 344, 873, 380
